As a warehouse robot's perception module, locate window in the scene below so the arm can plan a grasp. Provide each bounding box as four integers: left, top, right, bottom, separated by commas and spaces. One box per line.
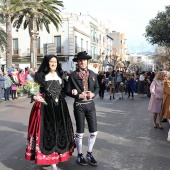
37, 37, 40, 53
13, 38, 18, 54
86, 41, 88, 53
54, 36, 61, 53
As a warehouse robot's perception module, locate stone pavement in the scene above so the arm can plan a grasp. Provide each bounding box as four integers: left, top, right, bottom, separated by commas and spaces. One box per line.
0, 92, 170, 170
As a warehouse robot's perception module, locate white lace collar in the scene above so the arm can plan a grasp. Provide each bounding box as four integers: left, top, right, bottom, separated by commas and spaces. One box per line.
45, 72, 62, 84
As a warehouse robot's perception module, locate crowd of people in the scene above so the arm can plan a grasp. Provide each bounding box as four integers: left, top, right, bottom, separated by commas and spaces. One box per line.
1, 55, 170, 170
0, 64, 70, 103
97, 69, 170, 143
0, 64, 36, 102
97, 69, 155, 100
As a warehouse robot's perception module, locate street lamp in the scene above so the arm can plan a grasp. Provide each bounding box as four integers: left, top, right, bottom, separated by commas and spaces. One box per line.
102, 52, 105, 71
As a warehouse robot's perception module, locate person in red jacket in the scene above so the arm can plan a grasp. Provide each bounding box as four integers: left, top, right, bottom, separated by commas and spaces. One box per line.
18, 69, 26, 86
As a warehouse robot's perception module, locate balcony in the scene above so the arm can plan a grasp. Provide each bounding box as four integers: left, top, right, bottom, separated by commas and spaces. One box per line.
37, 48, 40, 54
13, 49, 18, 55
56, 46, 64, 54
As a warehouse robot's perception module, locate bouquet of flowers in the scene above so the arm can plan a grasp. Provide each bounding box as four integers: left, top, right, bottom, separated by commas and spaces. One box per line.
17, 81, 40, 95
17, 81, 47, 105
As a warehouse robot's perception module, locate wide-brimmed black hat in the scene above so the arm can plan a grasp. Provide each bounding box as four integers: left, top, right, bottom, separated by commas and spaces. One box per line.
73, 51, 92, 62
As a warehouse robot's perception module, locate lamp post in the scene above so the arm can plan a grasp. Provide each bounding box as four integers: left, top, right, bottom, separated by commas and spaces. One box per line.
102, 52, 104, 71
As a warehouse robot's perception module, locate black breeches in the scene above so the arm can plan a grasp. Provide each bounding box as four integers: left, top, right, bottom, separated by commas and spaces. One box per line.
73, 101, 97, 133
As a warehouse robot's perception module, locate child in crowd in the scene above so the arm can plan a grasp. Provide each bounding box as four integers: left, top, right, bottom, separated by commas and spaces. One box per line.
119, 82, 125, 99
100, 76, 106, 99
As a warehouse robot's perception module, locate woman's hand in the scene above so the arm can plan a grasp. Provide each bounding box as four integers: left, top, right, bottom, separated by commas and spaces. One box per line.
33, 95, 46, 103
157, 97, 163, 100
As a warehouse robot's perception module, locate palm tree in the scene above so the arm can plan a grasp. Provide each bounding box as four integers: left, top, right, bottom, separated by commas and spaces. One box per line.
0, 26, 6, 51
0, 0, 16, 69
12, 0, 64, 68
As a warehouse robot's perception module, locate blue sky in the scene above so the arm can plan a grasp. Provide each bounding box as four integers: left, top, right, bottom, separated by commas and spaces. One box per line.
63, 0, 170, 53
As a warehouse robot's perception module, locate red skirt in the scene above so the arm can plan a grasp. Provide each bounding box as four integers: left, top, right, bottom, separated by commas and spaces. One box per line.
25, 102, 74, 165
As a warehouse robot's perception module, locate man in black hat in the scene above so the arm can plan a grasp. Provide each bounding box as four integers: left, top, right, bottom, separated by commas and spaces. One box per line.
65, 51, 99, 166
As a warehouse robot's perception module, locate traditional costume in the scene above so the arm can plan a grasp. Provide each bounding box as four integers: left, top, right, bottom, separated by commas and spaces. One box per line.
25, 55, 75, 166
65, 52, 99, 166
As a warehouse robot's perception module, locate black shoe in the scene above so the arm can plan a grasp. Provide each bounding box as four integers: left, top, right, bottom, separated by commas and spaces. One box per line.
161, 118, 167, 122
86, 152, 98, 166
156, 124, 163, 130
77, 153, 87, 166
110, 96, 111, 100
113, 96, 115, 99
119, 97, 121, 99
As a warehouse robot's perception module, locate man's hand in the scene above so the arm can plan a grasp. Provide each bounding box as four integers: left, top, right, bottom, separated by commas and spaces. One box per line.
86, 91, 94, 99
72, 89, 78, 95
79, 92, 87, 99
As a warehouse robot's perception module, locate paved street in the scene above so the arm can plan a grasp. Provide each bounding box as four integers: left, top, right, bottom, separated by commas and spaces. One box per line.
0, 93, 170, 170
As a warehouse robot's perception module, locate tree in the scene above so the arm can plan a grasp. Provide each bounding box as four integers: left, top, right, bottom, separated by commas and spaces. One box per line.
12, 0, 63, 68
0, 26, 6, 51
0, 0, 17, 69
145, 5, 170, 47
106, 54, 119, 69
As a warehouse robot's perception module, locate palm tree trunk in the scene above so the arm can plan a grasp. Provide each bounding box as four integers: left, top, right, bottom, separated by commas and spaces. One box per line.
6, 14, 12, 69
30, 16, 37, 69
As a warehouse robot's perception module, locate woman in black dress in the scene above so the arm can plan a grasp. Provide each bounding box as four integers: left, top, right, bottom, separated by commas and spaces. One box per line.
25, 55, 75, 170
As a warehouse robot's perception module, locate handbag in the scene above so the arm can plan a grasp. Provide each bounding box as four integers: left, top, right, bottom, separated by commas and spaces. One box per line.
11, 86, 18, 90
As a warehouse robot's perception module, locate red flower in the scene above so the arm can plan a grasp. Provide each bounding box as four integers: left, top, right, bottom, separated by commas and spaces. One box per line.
92, 76, 95, 81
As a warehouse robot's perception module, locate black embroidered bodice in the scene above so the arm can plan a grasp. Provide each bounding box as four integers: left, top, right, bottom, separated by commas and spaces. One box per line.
45, 80, 62, 104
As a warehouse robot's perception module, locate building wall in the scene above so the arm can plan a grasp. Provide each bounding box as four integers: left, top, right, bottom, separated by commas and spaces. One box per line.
0, 11, 126, 74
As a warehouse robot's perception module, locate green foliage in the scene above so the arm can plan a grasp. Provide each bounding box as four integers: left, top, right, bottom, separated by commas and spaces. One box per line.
145, 5, 170, 47
0, 27, 6, 51
11, 0, 64, 33
17, 81, 40, 95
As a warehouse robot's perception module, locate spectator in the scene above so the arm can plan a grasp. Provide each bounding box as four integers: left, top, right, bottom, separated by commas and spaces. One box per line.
26, 70, 34, 82
97, 71, 104, 98
148, 71, 165, 129
0, 69, 5, 102
138, 71, 146, 97
116, 70, 123, 92
160, 72, 170, 141
4, 70, 12, 101
11, 71, 19, 100
108, 70, 117, 100
100, 75, 106, 99
8, 64, 15, 76
119, 82, 125, 99
25, 67, 29, 78
126, 74, 135, 100
18, 69, 26, 86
